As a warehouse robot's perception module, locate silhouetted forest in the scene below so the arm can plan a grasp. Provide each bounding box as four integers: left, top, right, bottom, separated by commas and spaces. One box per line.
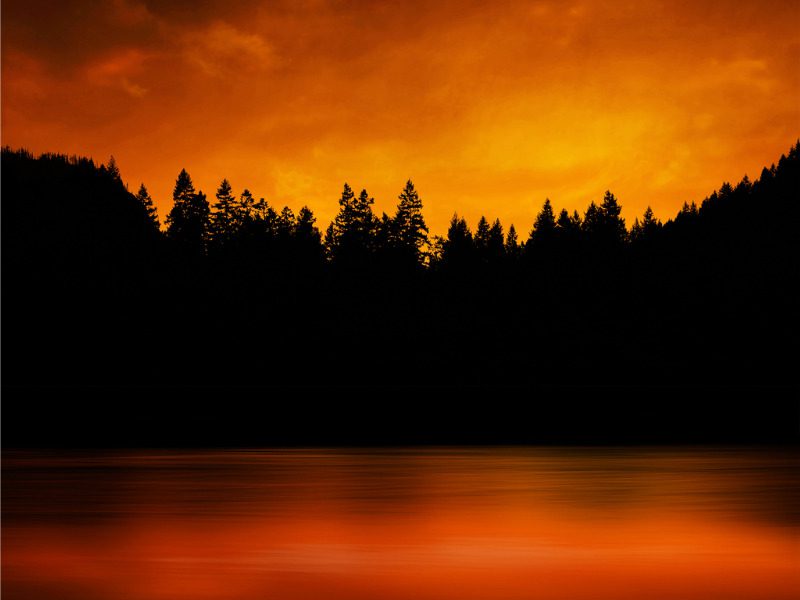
2, 143, 798, 445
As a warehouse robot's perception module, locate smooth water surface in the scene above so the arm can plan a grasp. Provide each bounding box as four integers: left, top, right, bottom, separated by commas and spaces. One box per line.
3, 448, 798, 599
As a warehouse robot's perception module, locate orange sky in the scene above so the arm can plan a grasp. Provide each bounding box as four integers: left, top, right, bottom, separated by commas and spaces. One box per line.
3, 0, 799, 235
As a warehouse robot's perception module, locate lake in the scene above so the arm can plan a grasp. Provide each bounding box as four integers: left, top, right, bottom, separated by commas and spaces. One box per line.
2, 448, 798, 599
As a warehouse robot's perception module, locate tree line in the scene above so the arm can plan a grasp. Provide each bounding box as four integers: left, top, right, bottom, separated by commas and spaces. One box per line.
102, 143, 796, 279
152, 166, 640, 266
155, 168, 431, 273
2, 142, 798, 392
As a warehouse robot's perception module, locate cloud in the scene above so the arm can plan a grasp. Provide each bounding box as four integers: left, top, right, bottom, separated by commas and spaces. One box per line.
120, 78, 148, 98
2, 0, 163, 73
181, 21, 277, 77
84, 48, 150, 97
110, 0, 155, 26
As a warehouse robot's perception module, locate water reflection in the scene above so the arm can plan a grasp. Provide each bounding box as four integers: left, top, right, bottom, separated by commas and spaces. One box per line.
3, 448, 799, 599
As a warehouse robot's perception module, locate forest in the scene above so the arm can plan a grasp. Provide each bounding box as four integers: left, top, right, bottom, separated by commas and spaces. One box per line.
2, 143, 798, 445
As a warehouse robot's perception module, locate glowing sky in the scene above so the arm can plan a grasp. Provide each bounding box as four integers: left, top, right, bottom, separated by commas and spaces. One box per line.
3, 0, 798, 235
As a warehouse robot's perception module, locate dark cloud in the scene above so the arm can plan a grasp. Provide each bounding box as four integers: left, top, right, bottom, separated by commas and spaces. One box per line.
2, 0, 161, 71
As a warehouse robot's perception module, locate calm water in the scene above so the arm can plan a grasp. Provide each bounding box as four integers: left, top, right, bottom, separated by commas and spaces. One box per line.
3, 448, 799, 599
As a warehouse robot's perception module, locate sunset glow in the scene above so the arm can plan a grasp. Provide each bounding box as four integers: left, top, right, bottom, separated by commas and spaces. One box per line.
3, 0, 799, 233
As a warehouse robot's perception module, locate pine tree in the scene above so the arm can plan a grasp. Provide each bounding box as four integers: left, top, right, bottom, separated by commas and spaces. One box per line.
641, 206, 660, 235
735, 174, 752, 193
106, 155, 121, 181
675, 201, 698, 224
328, 184, 379, 265
323, 222, 337, 261
392, 180, 429, 264
376, 212, 394, 255
278, 206, 296, 238
718, 181, 734, 200
429, 235, 446, 268
352, 189, 378, 246
333, 182, 356, 235
599, 190, 626, 244
530, 198, 556, 246
261, 204, 279, 235
172, 169, 194, 201
631, 206, 661, 243
327, 183, 353, 260
474, 216, 490, 250
134, 183, 159, 229
296, 206, 321, 245
581, 193, 626, 246
488, 218, 505, 261
211, 178, 236, 240
166, 169, 210, 255
253, 195, 268, 221
552, 209, 582, 256
442, 213, 473, 267
505, 224, 519, 256
237, 189, 256, 227
526, 199, 558, 261
293, 205, 323, 269
630, 218, 643, 242
583, 201, 601, 235
556, 208, 581, 237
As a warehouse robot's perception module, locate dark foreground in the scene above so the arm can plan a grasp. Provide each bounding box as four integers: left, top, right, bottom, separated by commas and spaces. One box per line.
3, 385, 797, 447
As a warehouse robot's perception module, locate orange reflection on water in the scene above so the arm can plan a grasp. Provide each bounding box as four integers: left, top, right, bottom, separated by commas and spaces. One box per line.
3, 449, 799, 599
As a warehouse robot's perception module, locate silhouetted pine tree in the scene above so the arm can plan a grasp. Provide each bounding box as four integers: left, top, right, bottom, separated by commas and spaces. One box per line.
392, 180, 429, 265
599, 191, 626, 245
756, 165, 777, 193
582, 201, 601, 236
237, 189, 257, 228
326, 183, 352, 259
278, 206, 295, 239
474, 215, 491, 262
581, 192, 626, 248
323, 222, 336, 261
211, 178, 236, 242
735, 174, 752, 194
290, 205, 324, 276
353, 189, 379, 245
166, 169, 210, 255
441, 213, 474, 270
556, 208, 581, 242
296, 206, 322, 247
376, 212, 394, 257
327, 184, 379, 268
630, 206, 661, 243
505, 224, 519, 258
528, 198, 557, 250
134, 183, 160, 229
488, 219, 505, 262
227, 189, 261, 258
674, 201, 698, 225
106, 155, 121, 182
428, 235, 446, 268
